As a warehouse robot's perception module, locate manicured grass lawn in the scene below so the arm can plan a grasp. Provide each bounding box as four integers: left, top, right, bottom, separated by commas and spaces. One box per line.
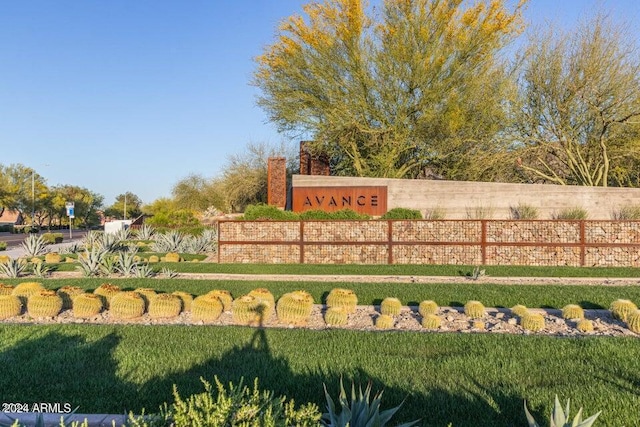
45, 262, 640, 278
3, 278, 640, 309
0, 324, 637, 426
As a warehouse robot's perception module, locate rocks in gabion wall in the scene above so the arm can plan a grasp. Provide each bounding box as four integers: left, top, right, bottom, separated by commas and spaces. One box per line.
486, 221, 581, 243
304, 221, 387, 242
392, 220, 481, 242
218, 220, 640, 266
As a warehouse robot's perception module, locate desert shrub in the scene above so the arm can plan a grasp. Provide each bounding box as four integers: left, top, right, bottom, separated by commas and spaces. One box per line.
0, 242, 6, 251
325, 209, 370, 220
552, 207, 588, 220
242, 204, 300, 220
298, 209, 334, 220
380, 208, 422, 220
42, 233, 64, 244
465, 205, 494, 219
424, 207, 446, 219
509, 203, 539, 220
612, 205, 640, 220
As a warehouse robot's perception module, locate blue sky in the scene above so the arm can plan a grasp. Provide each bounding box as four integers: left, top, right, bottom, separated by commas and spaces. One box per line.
0, 0, 638, 207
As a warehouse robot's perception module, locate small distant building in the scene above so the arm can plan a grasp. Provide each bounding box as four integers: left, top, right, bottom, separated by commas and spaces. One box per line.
0, 209, 24, 226
104, 219, 132, 235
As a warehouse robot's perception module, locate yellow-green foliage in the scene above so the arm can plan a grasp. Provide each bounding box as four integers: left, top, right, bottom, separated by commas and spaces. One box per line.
165, 252, 181, 262
326, 288, 358, 314
12, 282, 45, 305
472, 320, 485, 330
418, 300, 439, 317
93, 283, 122, 309
0, 295, 22, 319
248, 288, 275, 318
375, 314, 394, 329
421, 314, 442, 330
627, 310, 640, 334
134, 287, 157, 310
510, 304, 528, 318
464, 300, 485, 319
110, 291, 145, 319
192, 294, 224, 323
577, 319, 594, 333
232, 295, 263, 325
324, 306, 348, 326
521, 312, 545, 332
610, 299, 638, 322
0, 283, 15, 296
148, 255, 160, 263
56, 286, 85, 310
562, 304, 585, 320
276, 291, 314, 325
148, 293, 182, 319
172, 291, 194, 312
44, 253, 61, 264
27, 290, 63, 318
72, 293, 103, 318
207, 290, 233, 311
380, 297, 402, 316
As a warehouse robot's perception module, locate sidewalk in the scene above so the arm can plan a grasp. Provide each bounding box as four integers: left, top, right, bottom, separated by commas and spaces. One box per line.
2, 240, 83, 260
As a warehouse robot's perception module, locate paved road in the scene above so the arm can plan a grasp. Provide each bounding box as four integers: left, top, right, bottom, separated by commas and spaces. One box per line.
0, 230, 87, 249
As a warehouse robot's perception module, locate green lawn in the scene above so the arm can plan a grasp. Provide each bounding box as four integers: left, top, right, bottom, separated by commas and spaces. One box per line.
0, 324, 637, 426
45, 262, 640, 278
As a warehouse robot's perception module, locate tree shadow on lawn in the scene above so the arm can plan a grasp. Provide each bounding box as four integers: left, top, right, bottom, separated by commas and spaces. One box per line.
135, 327, 527, 426
0, 328, 138, 414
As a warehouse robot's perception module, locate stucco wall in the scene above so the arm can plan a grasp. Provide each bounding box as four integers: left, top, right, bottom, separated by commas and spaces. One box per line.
291, 175, 640, 220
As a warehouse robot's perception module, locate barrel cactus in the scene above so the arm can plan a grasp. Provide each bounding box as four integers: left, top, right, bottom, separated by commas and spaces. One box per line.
172, 291, 194, 312
0, 255, 9, 264
247, 288, 275, 318
110, 291, 146, 319
380, 297, 402, 316
57, 286, 85, 310
12, 282, 45, 305
510, 304, 528, 318
0, 283, 15, 296
577, 319, 594, 333
421, 314, 442, 330
206, 290, 233, 311
164, 252, 181, 262
72, 293, 103, 318
93, 283, 121, 309
148, 293, 182, 319
44, 253, 61, 264
192, 294, 224, 323
562, 304, 585, 320
232, 295, 263, 325
418, 300, 439, 317
326, 288, 358, 314
375, 314, 394, 329
0, 295, 22, 319
627, 310, 640, 334
464, 300, 485, 319
27, 290, 63, 318
521, 312, 545, 332
148, 255, 160, 263
610, 299, 637, 322
134, 288, 157, 310
324, 306, 348, 326
276, 291, 314, 325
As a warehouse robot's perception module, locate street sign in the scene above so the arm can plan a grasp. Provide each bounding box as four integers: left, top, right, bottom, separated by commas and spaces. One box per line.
65, 202, 75, 218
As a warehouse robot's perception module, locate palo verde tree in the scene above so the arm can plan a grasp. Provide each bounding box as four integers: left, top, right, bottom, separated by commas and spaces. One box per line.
105, 192, 143, 220
513, 14, 640, 187
254, 0, 526, 180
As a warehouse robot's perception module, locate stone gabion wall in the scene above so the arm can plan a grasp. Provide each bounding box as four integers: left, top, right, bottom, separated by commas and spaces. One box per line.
218, 220, 640, 266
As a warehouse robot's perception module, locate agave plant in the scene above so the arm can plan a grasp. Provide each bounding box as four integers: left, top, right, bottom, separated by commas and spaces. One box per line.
135, 224, 156, 240
80, 230, 102, 249
525, 396, 601, 427
133, 264, 155, 278
59, 243, 82, 254
76, 248, 108, 277
116, 251, 140, 277
31, 262, 51, 279
152, 230, 186, 253
114, 227, 131, 242
322, 379, 419, 427
0, 258, 28, 278
183, 228, 218, 254
99, 255, 118, 276
21, 234, 48, 257
161, 267, 179, 279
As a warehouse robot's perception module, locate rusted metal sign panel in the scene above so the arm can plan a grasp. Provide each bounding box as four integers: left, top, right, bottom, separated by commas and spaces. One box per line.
292, 186, 388, 216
